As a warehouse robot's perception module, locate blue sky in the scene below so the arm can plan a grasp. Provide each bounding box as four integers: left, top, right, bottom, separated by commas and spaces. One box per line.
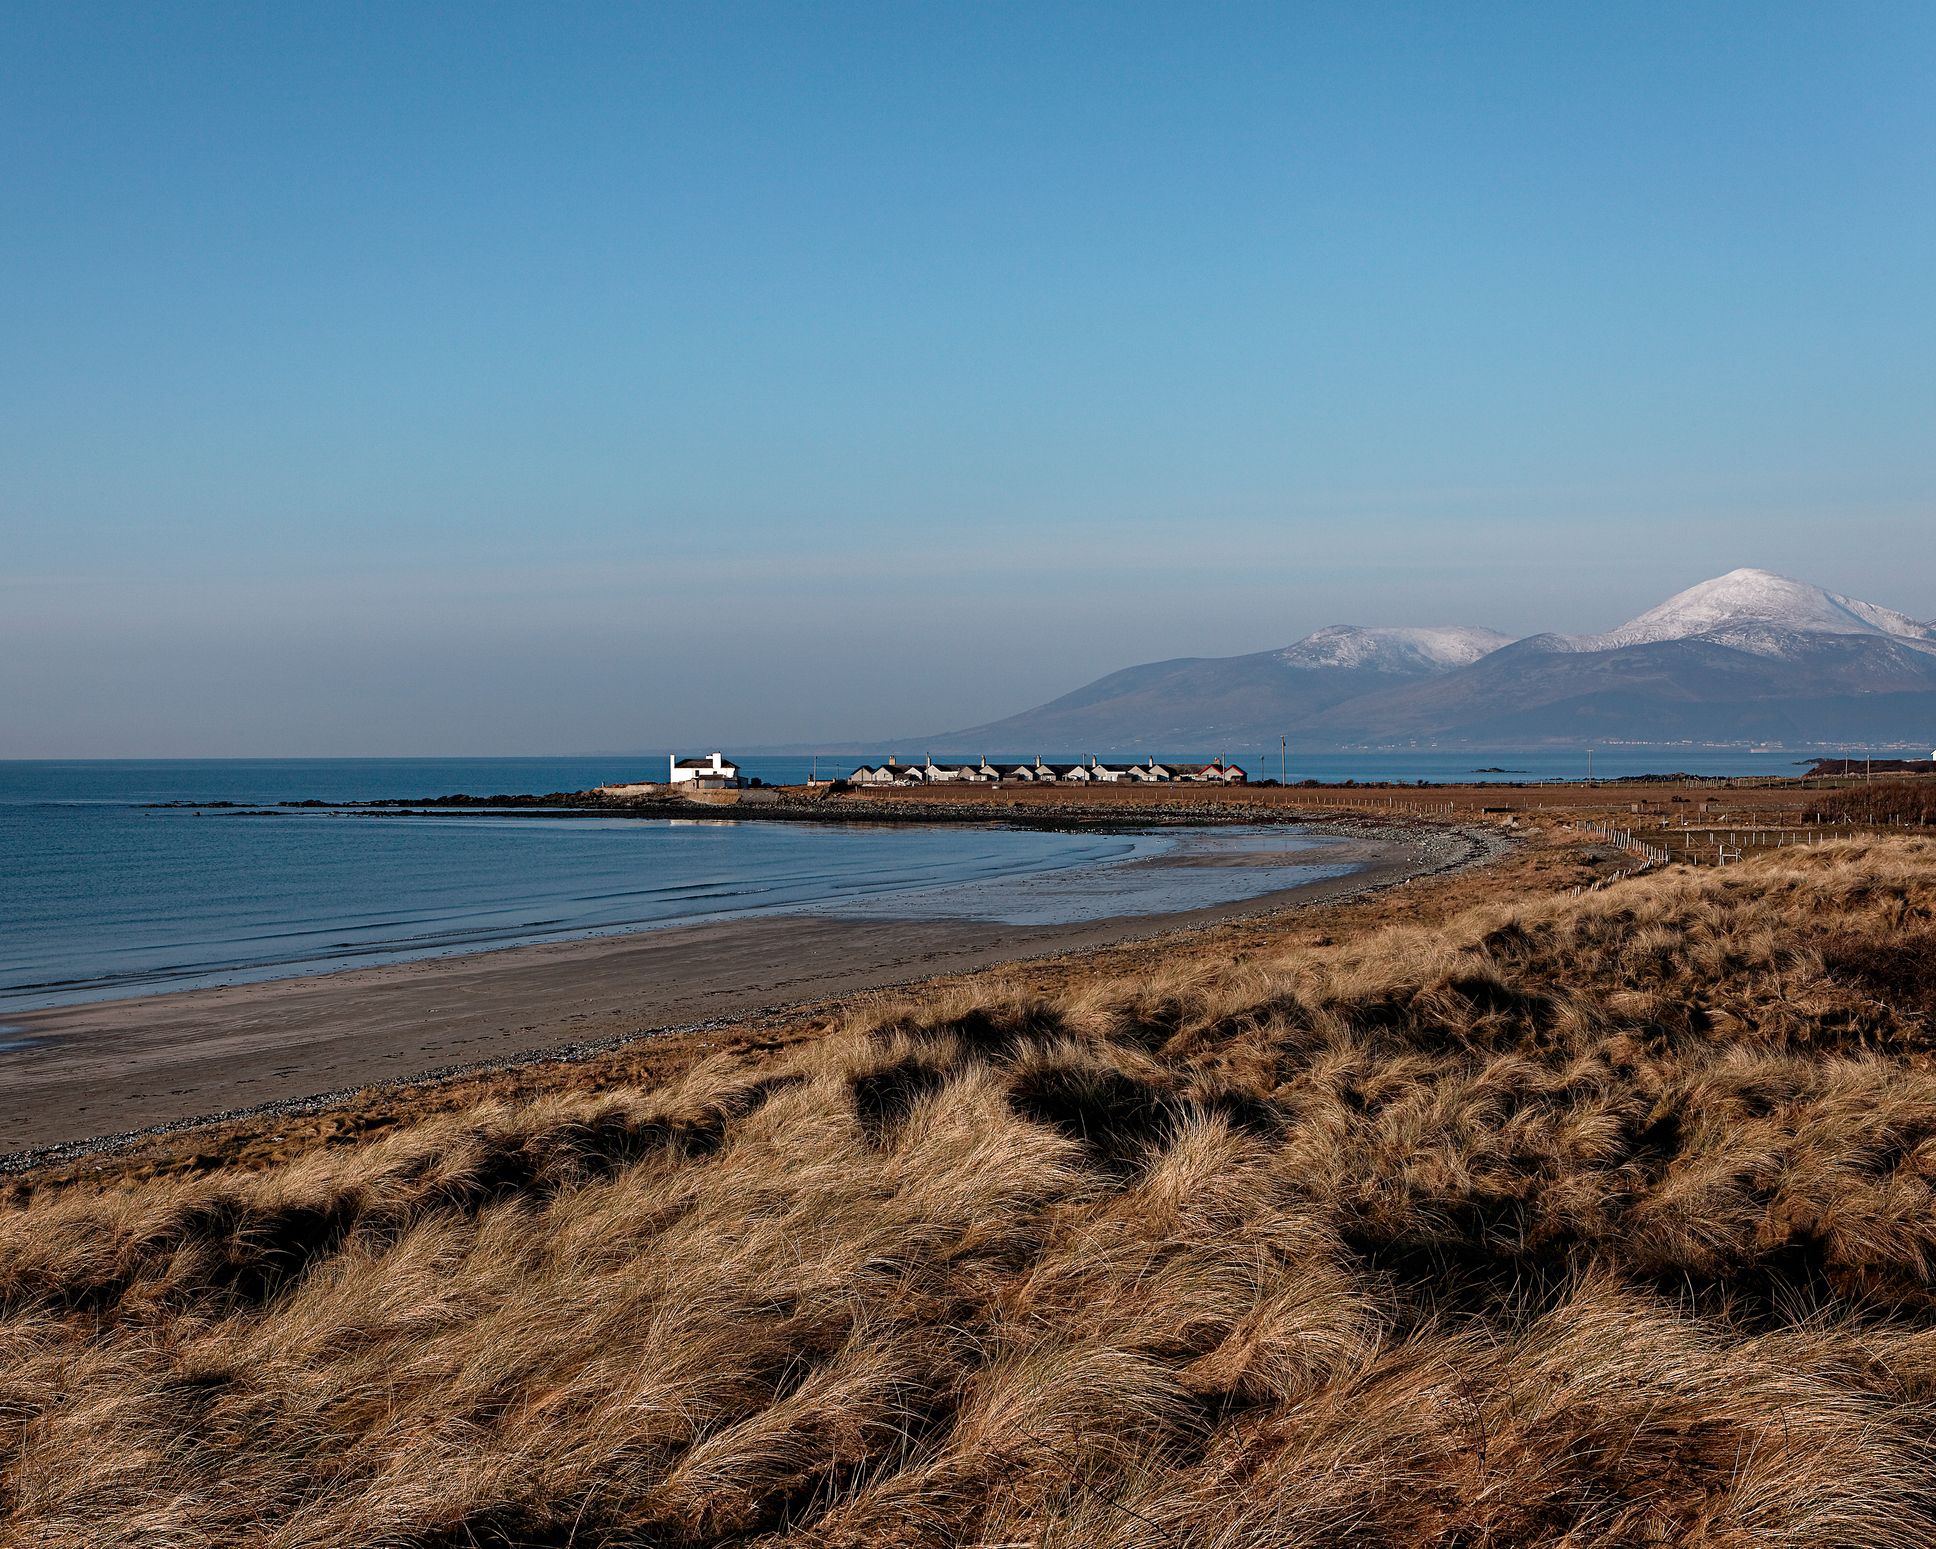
4, 1, 1932, 754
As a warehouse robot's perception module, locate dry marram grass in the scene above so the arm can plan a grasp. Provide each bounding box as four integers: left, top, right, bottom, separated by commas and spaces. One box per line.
6, 837, 1936, 1545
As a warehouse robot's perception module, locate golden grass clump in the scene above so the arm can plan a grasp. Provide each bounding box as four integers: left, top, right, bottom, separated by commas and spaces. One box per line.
6, 836, 1936, 1545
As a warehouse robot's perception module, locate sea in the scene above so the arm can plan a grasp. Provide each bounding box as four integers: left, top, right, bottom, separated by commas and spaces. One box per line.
0, 750, 1792, 1014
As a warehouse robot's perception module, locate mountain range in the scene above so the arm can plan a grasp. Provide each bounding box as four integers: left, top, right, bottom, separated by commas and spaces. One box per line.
936, 569, 1936, 751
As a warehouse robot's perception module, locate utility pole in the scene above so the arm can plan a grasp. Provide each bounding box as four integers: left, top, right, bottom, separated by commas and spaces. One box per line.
1280, 735, 1287, 786
1586, 747, 1594, 783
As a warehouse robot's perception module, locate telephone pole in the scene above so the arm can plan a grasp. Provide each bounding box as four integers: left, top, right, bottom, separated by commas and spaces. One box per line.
1280, 735, 1287, 786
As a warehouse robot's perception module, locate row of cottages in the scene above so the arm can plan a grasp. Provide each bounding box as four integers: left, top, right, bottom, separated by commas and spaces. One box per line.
848, 756, 1247, 786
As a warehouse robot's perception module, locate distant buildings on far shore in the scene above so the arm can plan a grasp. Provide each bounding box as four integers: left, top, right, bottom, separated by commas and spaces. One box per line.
847, 755, 1246, 786
642, 751, 1247, 795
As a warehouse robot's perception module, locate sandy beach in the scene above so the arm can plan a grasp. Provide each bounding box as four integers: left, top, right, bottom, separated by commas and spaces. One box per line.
0, 831, 1457, 1159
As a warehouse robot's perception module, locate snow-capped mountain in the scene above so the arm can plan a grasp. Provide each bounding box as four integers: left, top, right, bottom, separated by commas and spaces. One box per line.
1562, 568, 1936, 658
1303, 569, 1936, 746
937, 621, 1511, 752
1278, 625, 1514, 672
932, 569, 1936, 751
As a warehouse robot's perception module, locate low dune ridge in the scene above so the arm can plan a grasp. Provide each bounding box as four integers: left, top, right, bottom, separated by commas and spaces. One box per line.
6, 834, 1936, 1545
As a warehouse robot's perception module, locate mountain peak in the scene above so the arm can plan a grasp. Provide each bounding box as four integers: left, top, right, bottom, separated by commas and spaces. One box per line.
932, 567, 1936, 751
1277, 625, 1513, 673
1580, 569, 1934, 655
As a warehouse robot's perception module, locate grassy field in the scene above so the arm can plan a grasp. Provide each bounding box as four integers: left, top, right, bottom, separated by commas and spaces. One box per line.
5, 822, 1936, 1545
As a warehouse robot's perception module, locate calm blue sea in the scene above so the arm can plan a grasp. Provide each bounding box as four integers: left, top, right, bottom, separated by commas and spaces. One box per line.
0, 758, 1302, 1012
0, 750, 1788, 1013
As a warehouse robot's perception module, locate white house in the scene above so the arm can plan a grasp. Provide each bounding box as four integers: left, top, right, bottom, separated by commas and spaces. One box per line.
848, 758, 932, 786
1025, 758, 1091, 782
1171, 759, 1246, 783
849, 756, 912, 785
920, 758, 998, 784
669, 752, 741, 787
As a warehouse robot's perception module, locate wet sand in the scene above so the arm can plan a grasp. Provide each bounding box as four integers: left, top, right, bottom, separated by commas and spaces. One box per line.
0, 832, 1455, 1158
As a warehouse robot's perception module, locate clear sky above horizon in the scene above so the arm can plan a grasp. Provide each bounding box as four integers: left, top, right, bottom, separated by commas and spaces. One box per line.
4, 1, 1933, 756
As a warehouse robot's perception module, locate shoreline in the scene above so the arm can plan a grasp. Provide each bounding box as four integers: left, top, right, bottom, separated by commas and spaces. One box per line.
1, 821, 1502, 1168
4, 818, 1362, 1017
